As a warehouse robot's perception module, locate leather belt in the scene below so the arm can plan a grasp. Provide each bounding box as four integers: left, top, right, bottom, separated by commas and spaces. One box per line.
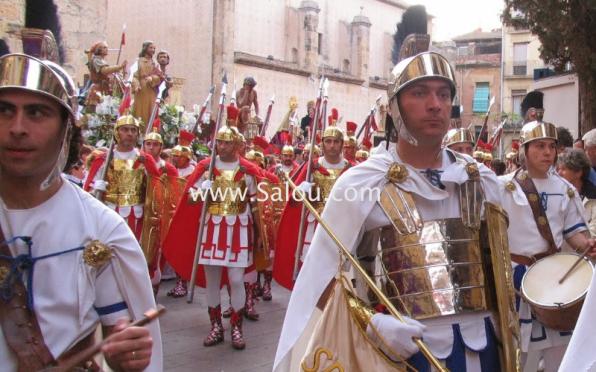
510, 252, 551, 266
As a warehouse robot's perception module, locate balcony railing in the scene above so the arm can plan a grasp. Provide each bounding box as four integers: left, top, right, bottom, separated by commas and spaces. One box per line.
503, 60, 546, 78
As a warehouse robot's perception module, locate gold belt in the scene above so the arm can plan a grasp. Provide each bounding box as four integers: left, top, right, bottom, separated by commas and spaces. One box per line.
207, 202, 248, 216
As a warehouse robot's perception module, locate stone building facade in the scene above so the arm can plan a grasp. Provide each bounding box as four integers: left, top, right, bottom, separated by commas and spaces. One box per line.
105, 0, 412, 136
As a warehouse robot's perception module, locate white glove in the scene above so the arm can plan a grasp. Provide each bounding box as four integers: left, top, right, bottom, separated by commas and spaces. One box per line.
274, 164, 284, 177
366, 313, 426, 360
200, 179, 213, 190
93, 180, 108, 192
297, 181, 313, 194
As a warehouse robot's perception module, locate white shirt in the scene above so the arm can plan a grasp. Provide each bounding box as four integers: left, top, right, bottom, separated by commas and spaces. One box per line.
0, 178, 162, 371
499, 171, 587, 257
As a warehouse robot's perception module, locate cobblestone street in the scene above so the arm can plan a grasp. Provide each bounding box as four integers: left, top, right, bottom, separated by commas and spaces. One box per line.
158, 280, 290, 372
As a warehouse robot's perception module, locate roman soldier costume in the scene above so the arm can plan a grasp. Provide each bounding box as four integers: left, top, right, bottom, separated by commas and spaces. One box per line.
274, 125, 352, 290
84, 115, 162, 283
163, 125, 265, 350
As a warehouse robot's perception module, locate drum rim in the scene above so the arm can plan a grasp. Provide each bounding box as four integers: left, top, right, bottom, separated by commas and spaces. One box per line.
520, 252, 594, 309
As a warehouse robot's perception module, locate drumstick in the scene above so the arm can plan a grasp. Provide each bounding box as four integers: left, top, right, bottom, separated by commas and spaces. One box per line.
50, 305, 166, 372
558, 245, 592, 284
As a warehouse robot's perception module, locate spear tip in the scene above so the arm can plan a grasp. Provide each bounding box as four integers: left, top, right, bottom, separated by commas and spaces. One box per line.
209, 85, 215, 94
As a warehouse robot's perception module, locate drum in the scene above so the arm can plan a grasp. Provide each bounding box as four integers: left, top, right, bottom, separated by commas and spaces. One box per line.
520, 252, 594, 331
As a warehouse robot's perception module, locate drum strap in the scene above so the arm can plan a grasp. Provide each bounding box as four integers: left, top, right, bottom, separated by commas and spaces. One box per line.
0, 225, 56, 371
0, 225, 99, 371
513, 168, 558, 258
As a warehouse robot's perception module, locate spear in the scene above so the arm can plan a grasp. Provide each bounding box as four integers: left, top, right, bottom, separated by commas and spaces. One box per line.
187, 73, 228, 303
144, 81, 167, 137
259, 94, 275, 136
474, 96, 496, 151
356, 94, 383, 139
115, 24, 126, 65
293, 77, 328, 280
192, 86, 215, 135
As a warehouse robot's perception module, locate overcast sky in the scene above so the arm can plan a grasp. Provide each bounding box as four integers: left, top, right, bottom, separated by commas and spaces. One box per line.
408, 0, 505, 41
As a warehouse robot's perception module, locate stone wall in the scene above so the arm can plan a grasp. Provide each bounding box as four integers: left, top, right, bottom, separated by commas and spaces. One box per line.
0, 0, 107, 86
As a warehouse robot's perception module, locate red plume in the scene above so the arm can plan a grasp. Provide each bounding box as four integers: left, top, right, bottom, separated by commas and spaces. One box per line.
118, 86, 131, 115
179, 130, 195, 146
346, 121, 357, 136
252, 136, 270, 154
328, 108, 339, 125
152, 117, 161, 132
227, 105, 239, 121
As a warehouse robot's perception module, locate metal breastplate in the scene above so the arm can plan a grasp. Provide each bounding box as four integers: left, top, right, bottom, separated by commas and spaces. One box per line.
369, 161, 495, 320
311, 168, 343, 214
105, 159, 146, 206
206, 168, 248, 216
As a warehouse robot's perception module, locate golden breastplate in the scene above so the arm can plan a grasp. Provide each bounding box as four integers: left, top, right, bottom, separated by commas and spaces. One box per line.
206, 169, 249, 216
105, 159, 146, 206
311, 168, 343, 214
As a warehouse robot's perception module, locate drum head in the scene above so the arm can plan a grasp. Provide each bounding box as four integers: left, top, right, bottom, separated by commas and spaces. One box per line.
521, 253, 593, 308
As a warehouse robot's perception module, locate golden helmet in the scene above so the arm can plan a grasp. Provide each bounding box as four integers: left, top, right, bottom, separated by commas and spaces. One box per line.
245, 149, 265, 166
473, 150, 485, 160
322, 126, 344, 140
144, 130, 163, 144
520, 120, 557, 145
304, 143, 321, 156
171, 145, 193, 160
114, 114, 140, 142
355, 149, 369, 160
282, 145, 295, 156
215, 125, 240, 142
343, 136, 358, 148
444, 128, 474, 146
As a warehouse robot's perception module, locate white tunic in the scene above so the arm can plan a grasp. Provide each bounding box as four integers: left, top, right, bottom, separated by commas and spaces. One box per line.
0, 178, 162, 371
194, 158, 257, 268
275, 143, 502, 371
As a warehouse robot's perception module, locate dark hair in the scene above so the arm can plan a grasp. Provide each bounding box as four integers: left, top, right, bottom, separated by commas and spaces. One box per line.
64, 120, 83, 172
490, 159, 506, 176
138, 41, 154, 58
556, 127, 574, 148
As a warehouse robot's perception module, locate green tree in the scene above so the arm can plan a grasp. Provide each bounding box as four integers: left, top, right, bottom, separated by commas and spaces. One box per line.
502, 0, 596, 135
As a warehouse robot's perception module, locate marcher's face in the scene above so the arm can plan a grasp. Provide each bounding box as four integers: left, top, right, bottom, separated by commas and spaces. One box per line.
173, 155, 190, 169
99, 44, 108, 56
308, 107, 315, 117
343, 146, 356, 160
282, 153, 294, 166
0, 89, 65, 181
157, 53, 169, 66
585, 145, 596, 167
449, 142, 474, 156
557, 165, 582, 185
216, 140, 237, 159
117, 125, 139, 149
322, 137, 342, 158
146, 44, 156, 57
525, 139, 557, 175
397, 79, 452, 145
143, 139, 162, 159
